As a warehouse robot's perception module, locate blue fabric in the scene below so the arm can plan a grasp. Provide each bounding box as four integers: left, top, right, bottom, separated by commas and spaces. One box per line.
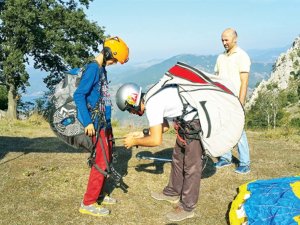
220, 130, 250, 166
67, 67, 81, 75
73, 62, 109, 128
244, 176, 300, 225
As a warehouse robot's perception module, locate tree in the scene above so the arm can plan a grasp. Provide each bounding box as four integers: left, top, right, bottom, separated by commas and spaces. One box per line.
247, 82, 288, 129
257, 91, 272, 129
0, 0, 105, 119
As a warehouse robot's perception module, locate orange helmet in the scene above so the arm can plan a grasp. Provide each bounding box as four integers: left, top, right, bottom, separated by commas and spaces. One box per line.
103, 36, 129, 64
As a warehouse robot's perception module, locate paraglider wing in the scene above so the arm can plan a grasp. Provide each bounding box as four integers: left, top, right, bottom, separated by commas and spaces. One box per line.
230, 176, 300, 225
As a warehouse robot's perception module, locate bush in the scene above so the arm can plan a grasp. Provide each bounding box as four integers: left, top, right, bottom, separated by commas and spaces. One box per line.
287, 91, 299, 104
290, 118, 300, 128
0, 86, 8, 110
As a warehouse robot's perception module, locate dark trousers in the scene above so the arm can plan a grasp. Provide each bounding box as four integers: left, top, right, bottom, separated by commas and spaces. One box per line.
163, 120, 203, 212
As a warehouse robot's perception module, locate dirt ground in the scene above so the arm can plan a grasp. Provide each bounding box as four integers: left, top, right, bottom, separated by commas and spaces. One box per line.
0, 119, 299, 225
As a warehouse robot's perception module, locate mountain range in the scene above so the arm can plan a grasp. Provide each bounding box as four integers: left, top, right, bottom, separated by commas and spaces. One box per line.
109, 54, 275, 90
23, 46, 289, 123
108, 47, 290, 123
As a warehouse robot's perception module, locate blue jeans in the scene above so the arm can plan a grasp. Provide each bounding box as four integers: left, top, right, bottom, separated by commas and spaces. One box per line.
220, 130, 250, 166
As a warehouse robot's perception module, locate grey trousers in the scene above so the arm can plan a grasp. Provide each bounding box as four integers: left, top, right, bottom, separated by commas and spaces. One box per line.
163, 120, 203, 212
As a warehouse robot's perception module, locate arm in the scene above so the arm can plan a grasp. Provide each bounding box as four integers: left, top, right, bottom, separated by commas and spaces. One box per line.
239, 72, 249, 105
123, 123, 164, 149
162, 118, 170, 133
73, 63, 98, 136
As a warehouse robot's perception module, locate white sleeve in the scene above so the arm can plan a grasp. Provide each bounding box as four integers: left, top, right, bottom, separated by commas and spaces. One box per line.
239, 52, 251, 73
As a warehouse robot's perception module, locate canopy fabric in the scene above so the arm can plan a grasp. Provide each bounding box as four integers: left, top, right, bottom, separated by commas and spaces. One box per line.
230, 175, 300, 225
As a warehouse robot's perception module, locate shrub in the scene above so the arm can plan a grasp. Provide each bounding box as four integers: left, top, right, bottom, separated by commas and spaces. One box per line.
0, 86, 8, 110
290, 118, 300, 128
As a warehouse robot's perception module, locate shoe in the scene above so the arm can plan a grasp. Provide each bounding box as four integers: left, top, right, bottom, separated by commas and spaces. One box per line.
214, 159, 232, 168
166, 205, 194, 222
101, 195, 117, 205
79, 202, 110, 217
235, 165, 250, 174
151, 192, 180, 204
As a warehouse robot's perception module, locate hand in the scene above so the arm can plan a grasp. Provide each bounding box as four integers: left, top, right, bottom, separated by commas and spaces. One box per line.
85, 123, 95, 137
123, 136, 136, 149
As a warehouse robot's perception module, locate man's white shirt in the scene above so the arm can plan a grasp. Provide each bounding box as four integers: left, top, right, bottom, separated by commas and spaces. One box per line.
145, 86, 197, 127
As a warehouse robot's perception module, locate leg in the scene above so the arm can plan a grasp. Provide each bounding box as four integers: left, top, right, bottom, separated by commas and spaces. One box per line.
235, 130, 251, 174
237, 130, 250, 166
165, 120, 203, 222
180, 139, 203, 212
220, 150, 233, 162
163, 138, 185, 197
83, 129, 112, 205
214, 150, 233, 168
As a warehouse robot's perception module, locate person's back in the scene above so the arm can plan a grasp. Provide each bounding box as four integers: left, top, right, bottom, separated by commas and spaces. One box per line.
145, 86, 197, 127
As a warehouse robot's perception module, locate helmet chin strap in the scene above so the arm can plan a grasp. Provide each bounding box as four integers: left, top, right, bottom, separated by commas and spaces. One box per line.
134, 96, 144, 116
136, 93, 145, 116
103, 47, 113, 66
137, 110, 144, 116
126, 102, 143, 116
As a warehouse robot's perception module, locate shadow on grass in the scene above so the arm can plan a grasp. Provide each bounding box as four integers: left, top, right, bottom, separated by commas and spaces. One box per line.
134, 148, 216, 179
0, 136, 81, 154
134, 148, 173, 174
225, 201, 233, 225
0, 136, 81, 164
225, 187, 240, 225
0, 135, 133, 194
103, 146, 132, 195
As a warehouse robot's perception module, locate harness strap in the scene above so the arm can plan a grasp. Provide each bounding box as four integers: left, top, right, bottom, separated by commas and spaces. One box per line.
85, 66, 128, 192
86, 113, 128, 192
174, 122, 187, 145
97, 130, 111, 174
174, 118, 209, 172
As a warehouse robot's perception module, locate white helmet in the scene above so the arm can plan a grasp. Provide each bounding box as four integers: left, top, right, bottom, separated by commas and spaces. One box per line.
116, 83, 142, 111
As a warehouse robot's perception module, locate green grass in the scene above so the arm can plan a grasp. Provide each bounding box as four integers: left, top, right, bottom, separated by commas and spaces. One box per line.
0, 117, 299, 225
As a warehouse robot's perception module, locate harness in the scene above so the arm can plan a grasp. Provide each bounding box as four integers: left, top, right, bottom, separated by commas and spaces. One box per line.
173, 104, 209, 171
86, 67, 128, 193
86, 123, 128, 193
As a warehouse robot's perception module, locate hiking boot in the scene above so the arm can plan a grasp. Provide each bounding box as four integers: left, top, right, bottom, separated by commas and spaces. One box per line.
79, 202, 110, 217
151, 192, 180, 204
214, 159, 232, 168
166, 205, 194, 222
235, 165, 250, 174
101, 195, 117, 205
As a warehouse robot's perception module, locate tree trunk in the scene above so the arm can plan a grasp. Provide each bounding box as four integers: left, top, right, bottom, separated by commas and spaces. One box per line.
273, 110, 277, 129
7, 83, 17, 119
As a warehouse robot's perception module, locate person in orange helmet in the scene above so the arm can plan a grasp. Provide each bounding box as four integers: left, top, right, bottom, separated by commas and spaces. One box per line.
74, 36, 129, 217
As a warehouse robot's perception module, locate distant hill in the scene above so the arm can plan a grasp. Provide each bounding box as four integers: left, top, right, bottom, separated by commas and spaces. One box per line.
109, 53, 274, 123
24, 48, 285, 124
247, 46, 289, 63
110, 54, 218, 89
110, 54, 273, 90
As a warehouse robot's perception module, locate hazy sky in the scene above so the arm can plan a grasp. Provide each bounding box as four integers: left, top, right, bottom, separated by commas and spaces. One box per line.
85, 0, 300, 63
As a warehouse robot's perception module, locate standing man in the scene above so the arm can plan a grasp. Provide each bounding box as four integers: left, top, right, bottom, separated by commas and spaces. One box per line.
74, 36, 129, 216
115, 82, 203, 222
214, 28, 251, 174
